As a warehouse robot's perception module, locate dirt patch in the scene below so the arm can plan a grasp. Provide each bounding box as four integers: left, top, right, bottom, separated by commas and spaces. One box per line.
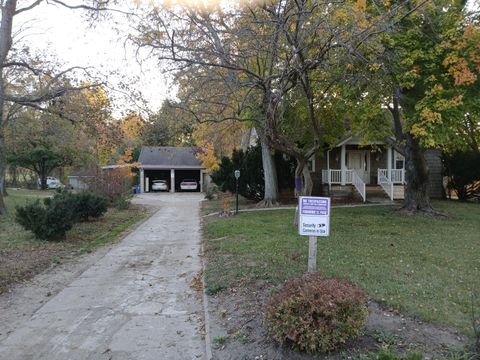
0, 245, 69, 294
207, 284, 469, 360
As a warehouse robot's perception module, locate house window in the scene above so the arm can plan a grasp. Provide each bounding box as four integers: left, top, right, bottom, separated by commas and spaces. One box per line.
307, 155, 316, 173
394, 152, 405, 169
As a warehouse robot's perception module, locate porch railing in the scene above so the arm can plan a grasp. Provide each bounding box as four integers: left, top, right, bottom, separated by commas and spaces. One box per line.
322, 169, 353, 185
352, 170, 366, 202
378, 169, 405, 184
378, 169, 394, 200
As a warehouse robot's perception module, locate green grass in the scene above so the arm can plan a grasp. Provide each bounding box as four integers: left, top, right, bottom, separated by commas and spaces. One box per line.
203, 200, 480, 333
0, 188, 150, 292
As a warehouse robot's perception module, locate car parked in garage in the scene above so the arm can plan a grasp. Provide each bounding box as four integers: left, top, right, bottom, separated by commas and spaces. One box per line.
180, 179, 198, 191
151, 180, 169, 192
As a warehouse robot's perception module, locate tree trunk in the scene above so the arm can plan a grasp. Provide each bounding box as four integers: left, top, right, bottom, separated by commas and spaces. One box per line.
40, 172, 47, 190
401, 134, 435, 213
257, 135, 279, 207
0, 162, 7, 216
0, 147, 7, 215
294, 159, 313, 196
0, 1, 16, 215
302, 166, 313, 196
10, 165, 17, 187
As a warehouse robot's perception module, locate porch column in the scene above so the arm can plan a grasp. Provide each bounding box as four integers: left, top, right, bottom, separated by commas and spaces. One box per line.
170, 168, 175, 193
387, 146, 392, 181
140, 169, 145, 193
341, 144, 346, 185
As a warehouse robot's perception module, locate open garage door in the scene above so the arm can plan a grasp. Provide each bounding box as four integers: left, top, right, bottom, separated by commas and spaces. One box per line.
144, 169, 171, 192
175, 169, 201, 192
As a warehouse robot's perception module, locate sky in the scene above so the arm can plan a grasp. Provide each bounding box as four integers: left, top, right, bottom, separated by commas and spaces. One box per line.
15, 1, 174, 117
12, 0, 480, 118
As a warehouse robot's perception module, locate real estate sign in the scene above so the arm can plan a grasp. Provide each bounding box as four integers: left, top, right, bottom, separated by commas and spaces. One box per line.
298, 196, 330, 237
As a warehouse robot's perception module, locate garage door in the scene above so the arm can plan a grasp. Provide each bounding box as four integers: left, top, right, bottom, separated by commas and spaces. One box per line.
175, 169, 201, 192
144, 169, 171, 192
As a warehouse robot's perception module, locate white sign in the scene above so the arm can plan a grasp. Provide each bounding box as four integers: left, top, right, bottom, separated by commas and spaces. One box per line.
298, 196, 330, 237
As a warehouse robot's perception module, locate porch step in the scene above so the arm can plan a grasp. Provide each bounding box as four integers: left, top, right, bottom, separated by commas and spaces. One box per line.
393, 185, 405, 199
366, 185, 389, 198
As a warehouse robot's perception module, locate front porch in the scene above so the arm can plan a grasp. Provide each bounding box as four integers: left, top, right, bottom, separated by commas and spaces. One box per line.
320, 137, 405, 202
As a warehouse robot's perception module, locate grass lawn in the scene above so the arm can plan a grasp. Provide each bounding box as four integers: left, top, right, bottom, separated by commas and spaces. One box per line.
203, 200, 480, 334
0, 188, 150, 293
201, 193, 256, 216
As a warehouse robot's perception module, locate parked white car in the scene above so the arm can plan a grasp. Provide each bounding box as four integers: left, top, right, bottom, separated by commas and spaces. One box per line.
151, 180, 169, 192
38, 176, 63, 189
180, 179, 198, 191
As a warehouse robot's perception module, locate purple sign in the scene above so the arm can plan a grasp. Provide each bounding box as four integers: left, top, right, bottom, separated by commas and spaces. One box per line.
301, 198, 329, 216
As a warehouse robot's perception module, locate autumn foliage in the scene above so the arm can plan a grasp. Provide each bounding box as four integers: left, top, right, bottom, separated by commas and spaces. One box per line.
265, 273, 368, 353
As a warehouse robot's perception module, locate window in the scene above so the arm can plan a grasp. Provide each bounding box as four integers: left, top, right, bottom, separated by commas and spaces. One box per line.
394, 152, 405, 169
307, 154, 316, 173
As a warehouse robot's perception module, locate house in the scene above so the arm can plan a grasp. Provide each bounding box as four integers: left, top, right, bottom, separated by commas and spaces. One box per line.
138, 146, 209, 193
68, 164, 137, 190
310, 136, 444, 202
68, 168, 97, 190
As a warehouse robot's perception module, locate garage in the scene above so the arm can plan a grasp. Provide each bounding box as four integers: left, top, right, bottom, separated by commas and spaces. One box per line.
174, 169, 201, 192
143, 169, 171, 192
138, 146, 208, 193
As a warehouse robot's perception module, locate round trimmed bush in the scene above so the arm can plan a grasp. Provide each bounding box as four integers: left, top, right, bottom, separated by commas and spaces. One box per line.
265, 273, 368, 353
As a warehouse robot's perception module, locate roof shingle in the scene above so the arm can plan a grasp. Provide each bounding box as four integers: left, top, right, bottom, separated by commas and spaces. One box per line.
138, 146, 204, 168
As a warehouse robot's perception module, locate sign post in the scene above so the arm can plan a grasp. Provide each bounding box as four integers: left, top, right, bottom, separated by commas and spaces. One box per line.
234, 170, 240, 214
298, 196, 330, 272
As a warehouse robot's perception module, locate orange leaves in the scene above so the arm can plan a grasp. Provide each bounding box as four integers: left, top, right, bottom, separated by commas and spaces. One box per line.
443, 23, 480, 86
444, 56, 478, 86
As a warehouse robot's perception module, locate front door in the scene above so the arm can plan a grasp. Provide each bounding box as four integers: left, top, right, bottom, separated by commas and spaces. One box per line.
347, 151, 370, 183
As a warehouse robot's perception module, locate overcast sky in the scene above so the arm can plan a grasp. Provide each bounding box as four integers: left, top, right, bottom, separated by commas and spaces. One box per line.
15, 1, 174, 117
12, 0, 480, 118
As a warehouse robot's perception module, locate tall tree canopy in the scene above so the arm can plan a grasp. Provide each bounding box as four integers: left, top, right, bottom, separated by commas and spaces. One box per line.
131, 0, 418, 206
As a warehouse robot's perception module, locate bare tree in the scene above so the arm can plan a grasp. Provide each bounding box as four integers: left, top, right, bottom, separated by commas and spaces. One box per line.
0, 0, 124, 215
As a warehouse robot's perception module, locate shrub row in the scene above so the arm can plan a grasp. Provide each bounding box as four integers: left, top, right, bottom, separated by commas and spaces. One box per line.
16, 191, 108, 241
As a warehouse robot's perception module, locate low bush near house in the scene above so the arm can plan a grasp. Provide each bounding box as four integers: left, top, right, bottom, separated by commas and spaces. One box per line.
16, 190, 109, 240
16, 197, 76, 241
50, 190, 108, 221
71, 192, 108, 221
265, 273, 368, 353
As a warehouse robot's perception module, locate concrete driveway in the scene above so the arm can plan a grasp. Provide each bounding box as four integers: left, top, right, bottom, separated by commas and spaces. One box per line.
0, 193, 207, 360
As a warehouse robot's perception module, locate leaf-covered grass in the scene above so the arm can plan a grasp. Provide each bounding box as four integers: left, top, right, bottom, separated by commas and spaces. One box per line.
203, 200, 480, 333
201, 193, 256, 216
0, 188, 150, 293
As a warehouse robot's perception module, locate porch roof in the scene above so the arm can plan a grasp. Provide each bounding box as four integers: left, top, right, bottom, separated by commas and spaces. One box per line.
334, 135, 387, 147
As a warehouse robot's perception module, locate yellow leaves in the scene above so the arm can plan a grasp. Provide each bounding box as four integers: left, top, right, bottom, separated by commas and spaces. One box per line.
368, 63, 381, 72
195, 141, 220, 172
192, 121, 243, 157
419, 109, 442, 124
410, 124, 427, 137
120, 112, 145, 140
356, 0, 366, 12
